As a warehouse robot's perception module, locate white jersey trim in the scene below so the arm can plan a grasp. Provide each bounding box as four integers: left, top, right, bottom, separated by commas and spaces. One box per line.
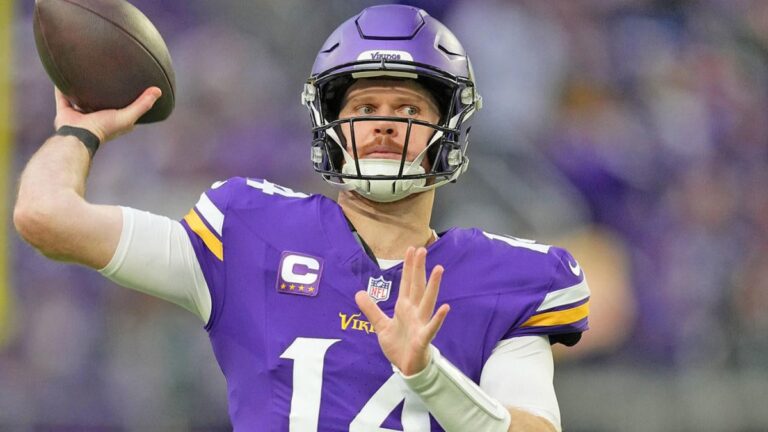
482, 231, 552, 254
195, 192, 224, 236
537, 279, 590, 312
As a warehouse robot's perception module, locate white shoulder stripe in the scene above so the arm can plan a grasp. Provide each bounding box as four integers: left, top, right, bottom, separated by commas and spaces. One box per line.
195, 193, 224, 236
482, 232, 551, 254
536, 279, 590, 312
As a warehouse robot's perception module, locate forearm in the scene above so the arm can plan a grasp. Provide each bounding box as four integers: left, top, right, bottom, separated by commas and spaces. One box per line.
18, 134, 91, 205
14, 134, 120, 267
508, 407, 557, 432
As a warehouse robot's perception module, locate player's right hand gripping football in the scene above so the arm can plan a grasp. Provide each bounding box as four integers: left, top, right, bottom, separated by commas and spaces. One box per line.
355, 247, 451, 376
54, 86, 162, 144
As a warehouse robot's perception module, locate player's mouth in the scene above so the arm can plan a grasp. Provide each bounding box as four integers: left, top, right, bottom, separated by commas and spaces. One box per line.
363, 151, 403, 160
360, 144, 405, 160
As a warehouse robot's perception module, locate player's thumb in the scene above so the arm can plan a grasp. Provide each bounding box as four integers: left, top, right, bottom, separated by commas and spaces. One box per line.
117, 87, 162, 126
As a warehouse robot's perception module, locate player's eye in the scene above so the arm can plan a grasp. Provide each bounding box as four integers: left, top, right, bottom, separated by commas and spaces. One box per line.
400, 105, 420, 117
356, 105, 375, 115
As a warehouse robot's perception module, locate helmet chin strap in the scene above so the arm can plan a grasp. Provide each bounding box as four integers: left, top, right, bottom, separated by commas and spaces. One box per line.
341, 159, 427, 202
336, 136, 435, 202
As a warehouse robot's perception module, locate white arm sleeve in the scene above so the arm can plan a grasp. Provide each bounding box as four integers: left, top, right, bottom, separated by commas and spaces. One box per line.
481, 335, 561, 431
397, 336, 559, 432
98, 206, 212, 323
398, 345, 512, 432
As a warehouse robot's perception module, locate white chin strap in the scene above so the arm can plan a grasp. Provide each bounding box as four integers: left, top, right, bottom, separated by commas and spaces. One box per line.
341, 159, 427, 203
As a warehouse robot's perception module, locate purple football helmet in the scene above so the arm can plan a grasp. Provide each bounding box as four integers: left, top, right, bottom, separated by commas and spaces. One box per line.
302, 4, 482, 202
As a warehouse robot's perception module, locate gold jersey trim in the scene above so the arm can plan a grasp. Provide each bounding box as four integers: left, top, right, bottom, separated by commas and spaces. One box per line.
521, 301, 589, 328
184, 209, 223, 261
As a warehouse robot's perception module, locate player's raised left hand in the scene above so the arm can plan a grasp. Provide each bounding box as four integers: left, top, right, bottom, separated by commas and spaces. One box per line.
355, 247, 450, 376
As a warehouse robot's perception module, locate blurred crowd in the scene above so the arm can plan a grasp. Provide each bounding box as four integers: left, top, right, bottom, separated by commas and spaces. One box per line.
3, 0, 768, 430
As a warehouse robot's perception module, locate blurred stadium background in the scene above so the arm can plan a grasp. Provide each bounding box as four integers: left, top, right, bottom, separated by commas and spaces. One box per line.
2, 0, 768, 430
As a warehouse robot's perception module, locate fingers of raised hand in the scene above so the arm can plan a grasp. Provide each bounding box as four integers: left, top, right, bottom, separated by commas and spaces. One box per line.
398, 247, 416, 301
409, 247, 428, 304
355, 290, 388, 329
422, 303, 450, 342
418, 264, 444, 321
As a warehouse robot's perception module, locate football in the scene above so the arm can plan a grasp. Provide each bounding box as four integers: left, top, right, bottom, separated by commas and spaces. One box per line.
33, 0, 175, 123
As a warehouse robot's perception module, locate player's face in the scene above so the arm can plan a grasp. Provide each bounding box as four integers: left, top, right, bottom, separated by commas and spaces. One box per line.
337, 79, 441, 168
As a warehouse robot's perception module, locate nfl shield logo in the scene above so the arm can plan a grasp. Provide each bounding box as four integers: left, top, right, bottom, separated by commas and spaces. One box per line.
367, 276, 392, 303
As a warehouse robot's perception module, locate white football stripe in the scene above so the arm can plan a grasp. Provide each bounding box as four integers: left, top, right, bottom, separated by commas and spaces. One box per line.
483, 232, 551, 254
195, 193, 224, 236
536, 279, 590, 312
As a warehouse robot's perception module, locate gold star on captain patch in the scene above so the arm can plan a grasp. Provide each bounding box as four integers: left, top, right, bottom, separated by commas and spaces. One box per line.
289, 284, 296, 290
308, 286, 315, 292
299, 285, 305, 291
280, 283, 286, 289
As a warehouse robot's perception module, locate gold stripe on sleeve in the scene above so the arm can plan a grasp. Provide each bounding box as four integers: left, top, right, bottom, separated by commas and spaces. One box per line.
521, 301, 589, 328
183, 209, 223, 261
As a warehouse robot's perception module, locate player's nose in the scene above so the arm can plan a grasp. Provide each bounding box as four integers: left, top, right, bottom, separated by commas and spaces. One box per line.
371, 119, 399, 137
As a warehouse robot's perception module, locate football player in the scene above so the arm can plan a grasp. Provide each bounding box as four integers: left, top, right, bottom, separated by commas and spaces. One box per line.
14, 5, 589, 431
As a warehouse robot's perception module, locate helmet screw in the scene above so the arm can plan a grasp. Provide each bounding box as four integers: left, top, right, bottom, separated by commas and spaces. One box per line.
448, 149, 462, 167
311, 145, 324, 163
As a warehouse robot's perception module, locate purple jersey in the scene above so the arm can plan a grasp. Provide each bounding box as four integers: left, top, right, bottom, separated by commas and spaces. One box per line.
180, 177, 590, 431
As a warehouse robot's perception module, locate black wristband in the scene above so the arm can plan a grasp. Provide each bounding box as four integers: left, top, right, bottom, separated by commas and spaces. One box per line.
55, 126, 101, 158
